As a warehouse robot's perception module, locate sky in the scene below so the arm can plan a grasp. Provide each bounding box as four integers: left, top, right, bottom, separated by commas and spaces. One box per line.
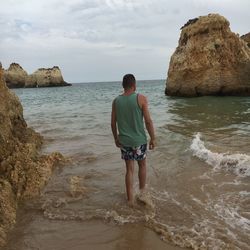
0, 0, 249, 83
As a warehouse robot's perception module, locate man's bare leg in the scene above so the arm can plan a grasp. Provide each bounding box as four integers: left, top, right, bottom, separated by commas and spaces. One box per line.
125, 160, 134, 204
138, 159, 146, 191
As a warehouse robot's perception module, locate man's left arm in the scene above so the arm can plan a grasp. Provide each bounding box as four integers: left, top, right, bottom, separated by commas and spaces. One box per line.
111, 100, 121, 147
139, 95, 155, 150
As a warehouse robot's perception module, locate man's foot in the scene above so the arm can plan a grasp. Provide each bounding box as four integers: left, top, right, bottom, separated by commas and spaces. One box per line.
127, 199, 134, 208
136, 190, 155, 209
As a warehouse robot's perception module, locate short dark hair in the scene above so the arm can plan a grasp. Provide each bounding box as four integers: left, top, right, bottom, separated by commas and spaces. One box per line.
122, 74, 136, 89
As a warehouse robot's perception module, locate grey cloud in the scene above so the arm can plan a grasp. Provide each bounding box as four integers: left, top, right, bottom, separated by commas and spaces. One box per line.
69, 1, 100, 13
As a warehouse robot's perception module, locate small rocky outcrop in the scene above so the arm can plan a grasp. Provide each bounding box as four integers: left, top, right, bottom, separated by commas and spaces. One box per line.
165, 14, 250, 97
3, 64, 71, 89
241, 32, 250, 48
26, 66, 71, 88
0, 63, 65, 247
3, 63, 28, 88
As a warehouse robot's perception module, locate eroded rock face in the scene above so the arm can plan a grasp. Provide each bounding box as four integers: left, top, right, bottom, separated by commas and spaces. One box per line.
0, 63, 65, 247
3, 63, 71, 88
3, 63, 28, 88
26, 66, 71, 87
165, 14, 250, 97
241, 32, 250, 48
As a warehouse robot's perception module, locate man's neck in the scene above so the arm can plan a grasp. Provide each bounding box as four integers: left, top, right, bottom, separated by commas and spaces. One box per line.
123, 88, 135, 96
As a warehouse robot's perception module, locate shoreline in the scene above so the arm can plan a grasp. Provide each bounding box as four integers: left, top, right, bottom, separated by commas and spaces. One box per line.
4, 211, 186, 250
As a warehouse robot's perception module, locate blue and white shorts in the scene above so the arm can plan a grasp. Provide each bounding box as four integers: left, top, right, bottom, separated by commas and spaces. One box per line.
120, 144, 147, 161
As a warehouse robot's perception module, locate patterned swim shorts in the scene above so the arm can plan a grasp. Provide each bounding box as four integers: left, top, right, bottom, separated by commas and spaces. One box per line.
120, 144, 147, 161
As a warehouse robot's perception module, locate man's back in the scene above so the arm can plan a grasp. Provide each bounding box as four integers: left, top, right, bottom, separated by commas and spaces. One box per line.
115, 93, 147, 148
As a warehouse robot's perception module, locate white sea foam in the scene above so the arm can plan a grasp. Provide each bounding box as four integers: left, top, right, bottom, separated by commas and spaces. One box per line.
190, 133, 250, 177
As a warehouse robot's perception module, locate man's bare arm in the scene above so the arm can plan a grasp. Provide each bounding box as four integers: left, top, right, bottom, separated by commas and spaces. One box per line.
111, 100, 121, 147
139, 95, 155, 149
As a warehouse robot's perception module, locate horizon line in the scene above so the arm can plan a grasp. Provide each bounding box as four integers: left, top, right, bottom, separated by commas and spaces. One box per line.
70, 78, 165, 84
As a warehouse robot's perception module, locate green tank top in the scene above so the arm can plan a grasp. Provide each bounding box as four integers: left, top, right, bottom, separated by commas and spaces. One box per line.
115, 92, 147, 147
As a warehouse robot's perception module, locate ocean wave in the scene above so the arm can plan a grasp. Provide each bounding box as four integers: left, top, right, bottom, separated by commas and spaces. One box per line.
190, 133, 250, 177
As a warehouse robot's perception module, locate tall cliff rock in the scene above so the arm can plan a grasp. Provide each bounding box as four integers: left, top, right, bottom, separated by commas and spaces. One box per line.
0, 63, 65, 247
26, 66, 71, 87
165, 14, 250, 97
241, 32, 250, 48
3, 63, 28, 88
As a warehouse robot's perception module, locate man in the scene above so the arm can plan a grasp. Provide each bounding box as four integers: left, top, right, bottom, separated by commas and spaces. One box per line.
111, 74, 155, 205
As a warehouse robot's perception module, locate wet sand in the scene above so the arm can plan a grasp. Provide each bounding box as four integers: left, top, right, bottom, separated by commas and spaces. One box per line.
5, 208, 184, 250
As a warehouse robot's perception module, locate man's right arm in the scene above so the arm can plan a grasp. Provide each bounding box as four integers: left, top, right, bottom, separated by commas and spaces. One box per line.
111, 99, 121, 148
140, 95, 155, 150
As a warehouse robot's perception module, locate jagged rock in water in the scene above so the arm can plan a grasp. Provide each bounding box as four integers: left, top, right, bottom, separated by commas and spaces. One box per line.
241, 32, 250, 48
26, 66, 71, 88
0, 63, 65, 247
3, 63, 28, 88
165, 14, 250, 97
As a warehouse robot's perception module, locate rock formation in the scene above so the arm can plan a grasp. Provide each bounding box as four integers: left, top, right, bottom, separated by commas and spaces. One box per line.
3, 63, 28, 88
241, 32, 250, 48
26, 66, 71, 88
165, 14, 250, 97
0, 62, 65, 247
3, 64, 71, 89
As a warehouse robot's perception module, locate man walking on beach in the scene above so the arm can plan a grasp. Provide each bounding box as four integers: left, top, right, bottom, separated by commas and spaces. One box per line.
111, 74, 155, 205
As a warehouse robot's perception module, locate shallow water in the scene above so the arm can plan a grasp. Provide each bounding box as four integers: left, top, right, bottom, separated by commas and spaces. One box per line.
4, 80, 250, 249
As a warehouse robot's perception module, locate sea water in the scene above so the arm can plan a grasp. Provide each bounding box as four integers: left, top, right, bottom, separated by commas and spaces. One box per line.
4, 80, 250, 250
